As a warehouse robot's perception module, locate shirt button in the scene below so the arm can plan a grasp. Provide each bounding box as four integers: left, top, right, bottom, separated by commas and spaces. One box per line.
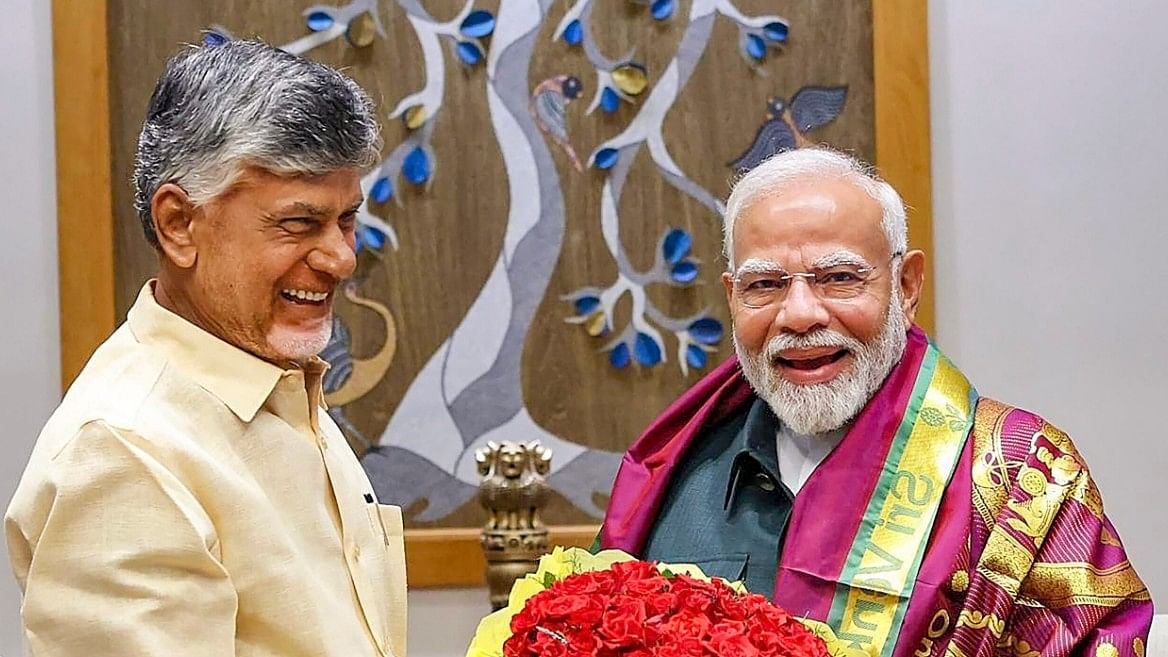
755, 472, 776, 492
349, 542, 361, 561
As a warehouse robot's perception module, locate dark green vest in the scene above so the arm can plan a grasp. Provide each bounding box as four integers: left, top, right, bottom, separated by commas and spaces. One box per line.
639, 397, 794, 598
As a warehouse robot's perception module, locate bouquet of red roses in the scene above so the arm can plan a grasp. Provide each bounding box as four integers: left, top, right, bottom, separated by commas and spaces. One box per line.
466, 548, 842, 657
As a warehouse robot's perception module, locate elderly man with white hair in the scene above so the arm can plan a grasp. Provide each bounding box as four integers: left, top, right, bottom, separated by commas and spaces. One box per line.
6, 41, 404, 656
597, 148, 1152, 657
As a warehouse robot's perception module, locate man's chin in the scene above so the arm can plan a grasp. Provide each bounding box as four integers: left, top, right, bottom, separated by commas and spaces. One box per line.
761, 367, 867, 436
764, 388, 856, 436
266, 322, 333, 364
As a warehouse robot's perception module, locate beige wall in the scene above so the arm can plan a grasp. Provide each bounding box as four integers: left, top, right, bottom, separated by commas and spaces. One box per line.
930, 0, 1167, 607
0, 0, 58, 654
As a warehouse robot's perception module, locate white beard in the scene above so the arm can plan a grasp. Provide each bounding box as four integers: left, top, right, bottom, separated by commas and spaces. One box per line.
266, 314, 333, 364
734, 293, 908, 437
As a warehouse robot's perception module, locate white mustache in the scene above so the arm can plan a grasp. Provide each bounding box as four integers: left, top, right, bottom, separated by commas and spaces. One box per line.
763, 329, 866, 362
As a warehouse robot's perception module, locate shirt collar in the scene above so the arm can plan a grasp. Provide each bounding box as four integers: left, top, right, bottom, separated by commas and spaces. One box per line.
127, 281, 323, 422
723, 397, 784, 510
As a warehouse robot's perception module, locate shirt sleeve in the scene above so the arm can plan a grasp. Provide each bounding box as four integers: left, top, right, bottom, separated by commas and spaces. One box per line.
15, 420, 238, 656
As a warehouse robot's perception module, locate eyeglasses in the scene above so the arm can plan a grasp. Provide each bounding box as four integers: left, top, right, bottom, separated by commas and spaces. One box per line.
732, 254, 901, 309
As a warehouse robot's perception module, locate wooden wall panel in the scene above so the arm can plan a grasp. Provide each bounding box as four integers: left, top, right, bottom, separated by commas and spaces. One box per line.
874, 0, 933, 331
60, 0, 931, 586
529, 0, 875, 449
53, 0, 116, 387
105, 0, 879, 529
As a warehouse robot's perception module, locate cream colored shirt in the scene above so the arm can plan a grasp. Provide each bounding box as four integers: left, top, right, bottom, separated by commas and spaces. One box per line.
6, 284, 406, 657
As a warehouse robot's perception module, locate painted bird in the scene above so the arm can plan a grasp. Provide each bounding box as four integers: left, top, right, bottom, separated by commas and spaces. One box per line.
728, 85, 848, 173
530, 74, 585, 172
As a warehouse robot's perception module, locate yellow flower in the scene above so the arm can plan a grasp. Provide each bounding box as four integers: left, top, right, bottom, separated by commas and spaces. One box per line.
466, 609, 512, 657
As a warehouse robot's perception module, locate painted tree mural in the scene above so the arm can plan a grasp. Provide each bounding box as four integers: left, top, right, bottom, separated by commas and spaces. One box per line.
202, 0, 858, 525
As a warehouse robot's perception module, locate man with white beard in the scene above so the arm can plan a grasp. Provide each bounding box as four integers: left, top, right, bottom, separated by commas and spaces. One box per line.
7, 41, 406, 656
597, 149, 1151, 657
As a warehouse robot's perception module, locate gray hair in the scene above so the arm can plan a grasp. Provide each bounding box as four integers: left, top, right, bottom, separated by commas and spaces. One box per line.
133, 39, 382, 247
722, 148, 908, 269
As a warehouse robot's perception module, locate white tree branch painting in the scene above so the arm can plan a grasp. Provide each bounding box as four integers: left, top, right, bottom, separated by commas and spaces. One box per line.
206, 0, 825, 523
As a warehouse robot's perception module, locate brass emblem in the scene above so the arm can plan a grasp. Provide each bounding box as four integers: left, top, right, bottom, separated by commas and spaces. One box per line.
477, 441, 553, 610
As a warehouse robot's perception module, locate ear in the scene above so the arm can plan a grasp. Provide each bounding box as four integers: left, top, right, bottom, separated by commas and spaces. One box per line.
722, 270, 735, 310
151, 183, 198, 268
897, 249, 926, 325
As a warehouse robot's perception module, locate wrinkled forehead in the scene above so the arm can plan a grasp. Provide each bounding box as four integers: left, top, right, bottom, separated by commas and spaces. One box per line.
731, 178, 887, 269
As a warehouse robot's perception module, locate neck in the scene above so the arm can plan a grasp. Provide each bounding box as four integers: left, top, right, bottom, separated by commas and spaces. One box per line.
782, 420, 849, 444
153, 270, 214, 338
153, 270, 301, 371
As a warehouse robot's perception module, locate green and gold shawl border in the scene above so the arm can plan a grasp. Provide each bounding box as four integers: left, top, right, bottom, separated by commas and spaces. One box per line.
824, 344, 977, 657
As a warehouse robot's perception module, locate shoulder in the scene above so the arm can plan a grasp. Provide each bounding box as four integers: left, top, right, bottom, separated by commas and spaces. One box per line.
33, 325, 164, 462
970, 397, 1104, 519
26, 325, 242, 485
7, 419, 162, 548
972, 397, 1090, 471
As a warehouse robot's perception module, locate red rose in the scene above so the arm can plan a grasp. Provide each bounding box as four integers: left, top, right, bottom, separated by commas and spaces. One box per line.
715, 592, 748, 621
558, 570, 618, 596
599, 597, 648, 648
657, 637, 706, 657
561, 627, 598, 655
741, 592, 774, 612
676, 588, 714, 614
510, 604, 541, 635
777, 623, 829, 657
747, 601, 791, 632
531, 629, 568, 657
658, 610, 712, 640
646, 591, 678, 617
748, 628, 783, 653
503, 633, 527, 657
776, 618, 817, 641
709, 620, 747, 641
624, 574, 669, 597
577, 596, 606, 625
593, 646, 620, 657
709, 633, 762, 657
542, 594, 593, 620
612, 560, 659, 584
500, 560, 827, 657
676, 574, 720, 593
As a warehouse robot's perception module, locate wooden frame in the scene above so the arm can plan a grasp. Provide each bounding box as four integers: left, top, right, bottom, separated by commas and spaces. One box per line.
53, 0, 117, 388
873, 0, 934, 331
53, 0, 932, 587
